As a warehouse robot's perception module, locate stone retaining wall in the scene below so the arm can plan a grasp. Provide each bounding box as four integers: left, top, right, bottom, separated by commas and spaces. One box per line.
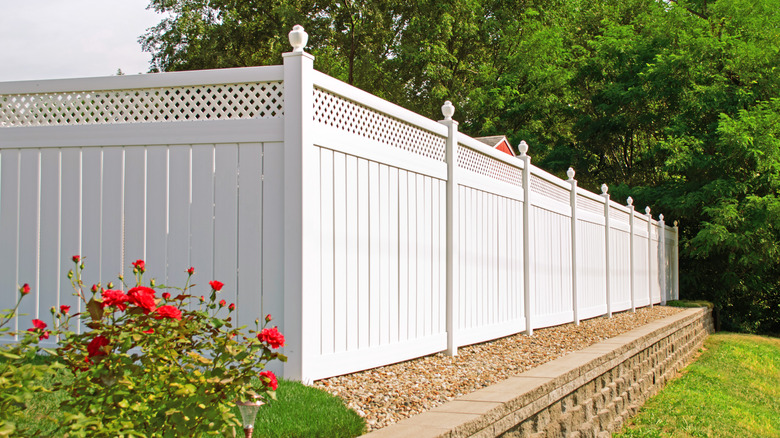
367, 307, 714, 438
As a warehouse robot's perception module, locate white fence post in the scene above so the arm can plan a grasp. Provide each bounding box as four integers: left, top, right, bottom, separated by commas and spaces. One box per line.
282, 25, 319, 382
659, 214, 667, 305
673, 221, 680, 300
602, 184, 612, 318
440, 101, 459, 356
645, 207, 653, 308
628, 197, 636, 312
519, 141, 533, 335
567, 168, 579, 326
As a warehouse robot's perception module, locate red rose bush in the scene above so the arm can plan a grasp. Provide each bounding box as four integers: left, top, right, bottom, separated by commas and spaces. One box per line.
19, 257, 289, 437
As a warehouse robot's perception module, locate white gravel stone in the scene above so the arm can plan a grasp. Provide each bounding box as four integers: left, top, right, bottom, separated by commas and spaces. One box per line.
312, 306, 683, 433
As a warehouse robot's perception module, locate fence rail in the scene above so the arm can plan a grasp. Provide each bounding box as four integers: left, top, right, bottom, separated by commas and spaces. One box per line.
0, 28, 678, 382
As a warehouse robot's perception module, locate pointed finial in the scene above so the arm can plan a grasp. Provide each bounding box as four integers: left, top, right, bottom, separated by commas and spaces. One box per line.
519, 141, 529, 156
645, 206, 651, 215
659, 214, 664, 221
601, 183, 609, 195
674, 220, 678, 227
626, 196, 633, 206
441, 101, 455, 120
566, 167, 575, 180
289, 25, 308, 52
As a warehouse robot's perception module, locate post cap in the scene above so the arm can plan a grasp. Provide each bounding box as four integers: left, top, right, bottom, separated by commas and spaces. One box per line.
519, 140, 529, 156
441, 101, 455, 120
659, 214, 664, 221
601, 183, 609, 195
645, 206, 651, 215
289, 25, 308, 52
674, 220, 678, 227
626, 196, 633, 206
567, 167, 575, 180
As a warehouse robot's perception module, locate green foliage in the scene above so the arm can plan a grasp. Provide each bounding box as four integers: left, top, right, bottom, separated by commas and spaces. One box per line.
47, 258, 286, 437
616, 333, 780, 437
1, 258, 287, 437
0, 287, 62, 436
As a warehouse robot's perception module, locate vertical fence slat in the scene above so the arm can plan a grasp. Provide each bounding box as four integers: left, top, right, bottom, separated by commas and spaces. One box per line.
237, 143, 263, 327
17, 148, 40, 328
124, 147, 146, 273
60, 148, 82, 332
101, 147, 124, 285
190, 144, 215, 297
145, 146, 168, 284
213, 144, 239, 308
388, 167, 399, 344
261, 143, 284, 350
320, 148, 335, 355
368, 161, 380, 347
39, 149, 61, 327
378, 164, 390, 345
345, 155, 359, 350
332, 151, 347, 353
398, 169, 409, 342
358, 159, 370, 349
0, 149, 20, 334
166, 145, 191, 289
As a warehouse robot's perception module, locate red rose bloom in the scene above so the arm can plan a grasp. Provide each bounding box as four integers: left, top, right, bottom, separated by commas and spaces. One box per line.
219, 299, 226, 307
128, 286, 157, 314
258, 371, 278, 391
87, 335, 110, 358
101, 289, 129, 311
72, 255, 81, 263
228, 303, 235, 311
162, 292, 171, 300
132, 259, 145, 273
209, 280, 224, 291
153, 305, 182, 320
60, 305, 70, 314
257, 327, 285, 349
142, 328, 155, 334
28, 318, 49, 339
187, 267, 195, 275
20, 283, 31, 295
265, 314, 272, 322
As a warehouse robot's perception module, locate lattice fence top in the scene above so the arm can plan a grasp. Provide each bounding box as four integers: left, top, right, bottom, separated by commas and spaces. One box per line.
0, 82, 284, 127
313, 87, 446, 162
577, 193, 604, 215
458, 145, 522, 186
531, 174, 570, 205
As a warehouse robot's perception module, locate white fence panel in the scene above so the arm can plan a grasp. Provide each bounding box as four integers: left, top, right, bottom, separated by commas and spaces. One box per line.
577, 217, 607, 320
531, 207, 573, 328
609, 225, 633, 312
633, 216, 651, 308
1, 51, 681, 381
456, 185, 525, 346
650, 224, 662, 304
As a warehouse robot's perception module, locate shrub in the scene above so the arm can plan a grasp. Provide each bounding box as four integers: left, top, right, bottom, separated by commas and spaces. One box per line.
3, 256, 286, 437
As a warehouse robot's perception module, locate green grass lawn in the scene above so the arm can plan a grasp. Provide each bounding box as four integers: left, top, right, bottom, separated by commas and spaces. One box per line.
5, 357, 366, 437
616, 333, 780, 438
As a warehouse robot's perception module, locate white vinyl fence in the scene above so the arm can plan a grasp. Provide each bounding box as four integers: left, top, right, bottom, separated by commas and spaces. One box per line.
0, 27, 678, 382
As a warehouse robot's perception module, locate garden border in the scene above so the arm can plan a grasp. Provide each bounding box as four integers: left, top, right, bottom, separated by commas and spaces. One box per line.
365, 307, 714, 437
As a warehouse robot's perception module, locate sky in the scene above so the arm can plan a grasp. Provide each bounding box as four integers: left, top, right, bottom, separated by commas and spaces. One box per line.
0, 0, 163, 82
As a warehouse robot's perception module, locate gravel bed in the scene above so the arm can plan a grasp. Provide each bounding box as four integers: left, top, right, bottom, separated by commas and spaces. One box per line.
313, 305, 683, 432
